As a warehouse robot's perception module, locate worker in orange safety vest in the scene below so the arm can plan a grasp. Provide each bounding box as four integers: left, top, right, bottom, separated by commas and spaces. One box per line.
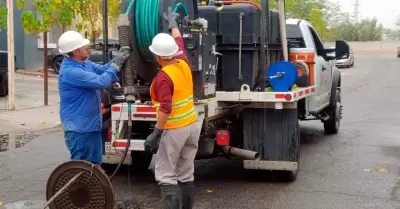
144, 7, 200, 209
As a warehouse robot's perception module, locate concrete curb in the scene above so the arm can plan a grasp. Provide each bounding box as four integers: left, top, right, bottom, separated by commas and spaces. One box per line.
1, 125, 62, 137
30, 125, 63, 135
353, 51, 396, 55
16, 70, 58, 78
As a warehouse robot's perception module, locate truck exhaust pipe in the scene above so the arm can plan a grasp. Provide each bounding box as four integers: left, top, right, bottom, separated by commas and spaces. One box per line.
221, 146, 260, 160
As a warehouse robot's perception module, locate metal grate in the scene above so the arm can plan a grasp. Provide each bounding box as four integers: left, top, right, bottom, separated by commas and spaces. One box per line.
54, 169, 107, 208
46, 160, 115, 209
0, 53, 7, 67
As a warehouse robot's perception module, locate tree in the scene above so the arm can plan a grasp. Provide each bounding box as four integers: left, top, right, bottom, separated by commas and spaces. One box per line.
333, 17, 383, 41
388, 15, 400, 40
395, 15, 400, 30
0, 3, 6, 31
16, 0, 78, 105
74, 0, 120, 43
246, 0, 385, 41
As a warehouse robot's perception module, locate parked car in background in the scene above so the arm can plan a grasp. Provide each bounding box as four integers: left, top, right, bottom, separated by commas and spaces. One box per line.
47, 38, 120, 74
397, 47, 400, 58
0, 51, 17, 97
327, 46, 354, 68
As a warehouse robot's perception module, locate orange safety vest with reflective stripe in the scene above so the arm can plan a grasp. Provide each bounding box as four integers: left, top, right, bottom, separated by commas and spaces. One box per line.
150, 59, 197, 129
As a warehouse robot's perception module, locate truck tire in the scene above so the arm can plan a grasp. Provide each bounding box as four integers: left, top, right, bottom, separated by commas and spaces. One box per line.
52, 55, 64, 74
243, 108, 300, 182
324, 90, 342, 134
130, 151, 153, 175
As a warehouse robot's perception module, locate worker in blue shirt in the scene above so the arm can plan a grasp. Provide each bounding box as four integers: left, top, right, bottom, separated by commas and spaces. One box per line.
57, 30, 130, 165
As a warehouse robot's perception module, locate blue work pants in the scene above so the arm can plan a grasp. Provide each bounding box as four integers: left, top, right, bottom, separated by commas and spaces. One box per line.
64, 131, 103, 165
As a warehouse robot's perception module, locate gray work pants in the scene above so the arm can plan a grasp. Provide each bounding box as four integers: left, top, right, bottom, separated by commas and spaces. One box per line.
155, 122, 200, 185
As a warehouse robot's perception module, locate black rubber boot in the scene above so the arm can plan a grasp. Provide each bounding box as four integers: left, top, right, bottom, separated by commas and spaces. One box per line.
181, 182, 195, 209
160, 184, 182, 209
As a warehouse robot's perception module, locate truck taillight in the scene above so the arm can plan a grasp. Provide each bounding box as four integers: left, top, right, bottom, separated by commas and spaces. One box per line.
285, 94, 292, 101
107, 128, 112, 141
216, 130, 230, 146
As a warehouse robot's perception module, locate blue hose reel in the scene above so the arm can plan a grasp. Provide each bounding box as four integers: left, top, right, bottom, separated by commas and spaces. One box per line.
267, 61, 299, 92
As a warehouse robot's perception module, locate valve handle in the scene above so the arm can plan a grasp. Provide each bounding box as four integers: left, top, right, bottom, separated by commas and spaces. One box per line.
268, 72, 285, 80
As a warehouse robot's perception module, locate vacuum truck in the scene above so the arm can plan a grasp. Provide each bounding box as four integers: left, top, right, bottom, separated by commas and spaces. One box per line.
100, 0, 350, 182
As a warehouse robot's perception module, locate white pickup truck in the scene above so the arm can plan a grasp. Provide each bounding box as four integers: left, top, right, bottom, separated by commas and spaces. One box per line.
101, 13, 350, 182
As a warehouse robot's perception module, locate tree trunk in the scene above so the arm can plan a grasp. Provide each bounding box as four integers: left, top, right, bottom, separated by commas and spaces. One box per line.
44, 32, 48, 106
92, 30, 96, 45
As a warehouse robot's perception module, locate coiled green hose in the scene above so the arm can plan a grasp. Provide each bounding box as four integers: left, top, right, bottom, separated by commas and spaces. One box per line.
134, 0, 160, 61
126, 0, 189, 61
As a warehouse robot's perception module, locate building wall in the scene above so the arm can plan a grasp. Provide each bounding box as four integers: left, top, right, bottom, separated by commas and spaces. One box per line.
0, 0, 25, 69
0, 0, 62, 70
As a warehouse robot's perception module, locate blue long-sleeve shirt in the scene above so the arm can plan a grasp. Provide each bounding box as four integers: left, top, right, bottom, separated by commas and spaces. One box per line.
58, 58, 119, 133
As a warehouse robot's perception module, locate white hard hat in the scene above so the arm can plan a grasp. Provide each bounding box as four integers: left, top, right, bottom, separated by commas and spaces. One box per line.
149, 33, 181, 58
58, 31, 90, 53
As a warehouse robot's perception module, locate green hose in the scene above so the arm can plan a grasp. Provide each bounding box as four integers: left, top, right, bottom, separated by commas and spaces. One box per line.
134, 0, 159, 61
125, 0, 189, 61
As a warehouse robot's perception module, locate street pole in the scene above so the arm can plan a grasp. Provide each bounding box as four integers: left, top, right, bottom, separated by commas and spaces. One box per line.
7, 0, 15, 111
44, 32, 48, 106
102, 0, 109, 64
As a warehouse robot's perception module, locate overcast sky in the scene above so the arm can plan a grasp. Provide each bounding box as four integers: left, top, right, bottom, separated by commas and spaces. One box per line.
334, 0, 399, 28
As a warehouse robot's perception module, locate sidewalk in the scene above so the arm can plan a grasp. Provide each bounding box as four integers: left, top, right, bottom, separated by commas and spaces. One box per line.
16, 69, 58, 78
0, 104, 61, 135
0, 74, 60, 135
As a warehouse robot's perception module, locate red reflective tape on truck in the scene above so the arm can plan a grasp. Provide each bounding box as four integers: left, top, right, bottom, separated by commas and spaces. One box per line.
275, 94, 285, 99
305, 89, 310, 94
112, 106, 121, 112
113, 142, 127, 147
136, 106, 156, 112
133, 114, 157, 118
311, 87, 316, 92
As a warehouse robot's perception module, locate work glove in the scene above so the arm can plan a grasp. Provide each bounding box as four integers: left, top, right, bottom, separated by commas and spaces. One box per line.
163, 6, 180, 30
111, 46, 131, 71
144, 127, 164, 154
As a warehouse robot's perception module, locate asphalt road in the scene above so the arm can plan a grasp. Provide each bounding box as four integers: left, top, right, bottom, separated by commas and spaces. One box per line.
0, 54, 399, 209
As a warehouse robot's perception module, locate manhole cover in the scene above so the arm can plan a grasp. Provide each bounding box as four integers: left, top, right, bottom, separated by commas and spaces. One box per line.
46, 160, 114, 209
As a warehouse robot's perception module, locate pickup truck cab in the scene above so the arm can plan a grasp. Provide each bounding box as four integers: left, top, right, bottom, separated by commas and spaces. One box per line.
286, 18, 349, 133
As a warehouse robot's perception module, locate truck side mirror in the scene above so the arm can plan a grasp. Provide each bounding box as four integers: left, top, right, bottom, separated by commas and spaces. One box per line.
335, 40, 350, 60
